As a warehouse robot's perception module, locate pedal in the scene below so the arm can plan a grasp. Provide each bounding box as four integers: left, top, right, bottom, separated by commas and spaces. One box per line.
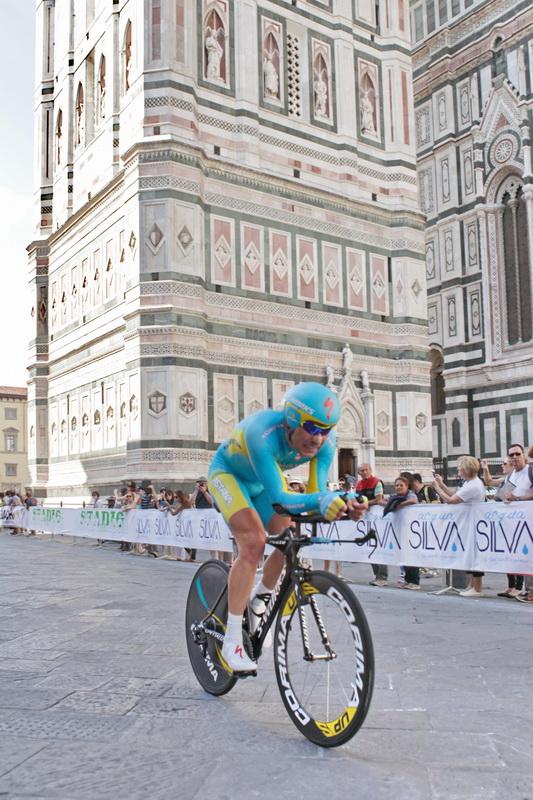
235, 669, 258, 679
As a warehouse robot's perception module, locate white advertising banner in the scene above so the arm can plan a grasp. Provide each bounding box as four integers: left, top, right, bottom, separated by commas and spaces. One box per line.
1, 503, 533, 575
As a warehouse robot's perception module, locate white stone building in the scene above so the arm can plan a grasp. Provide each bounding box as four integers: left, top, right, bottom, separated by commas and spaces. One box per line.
411, 0, 533, 470
28, 0, 431, 501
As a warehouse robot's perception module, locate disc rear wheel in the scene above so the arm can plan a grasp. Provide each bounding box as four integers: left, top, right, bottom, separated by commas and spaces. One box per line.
273, 570, 374, 747
185, 560, 237, 696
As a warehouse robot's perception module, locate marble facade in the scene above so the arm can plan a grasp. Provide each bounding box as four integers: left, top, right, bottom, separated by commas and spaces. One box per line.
28, 0, 431, 500
411, 0, 533, 469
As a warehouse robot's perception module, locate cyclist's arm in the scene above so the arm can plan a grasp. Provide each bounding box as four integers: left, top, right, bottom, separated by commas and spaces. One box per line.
306, 433, 336, 493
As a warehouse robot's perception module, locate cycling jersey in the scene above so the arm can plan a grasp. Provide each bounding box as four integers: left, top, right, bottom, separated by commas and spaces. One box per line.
208, 408, 336, 527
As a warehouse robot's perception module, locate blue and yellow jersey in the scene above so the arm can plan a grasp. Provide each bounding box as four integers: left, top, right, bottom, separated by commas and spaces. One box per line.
208, 408, 336, 525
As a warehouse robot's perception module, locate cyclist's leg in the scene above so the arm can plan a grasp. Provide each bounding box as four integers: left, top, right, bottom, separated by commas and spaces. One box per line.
208, 473, 264, 670
226, 507, 266, 615
253, 492, 290, 591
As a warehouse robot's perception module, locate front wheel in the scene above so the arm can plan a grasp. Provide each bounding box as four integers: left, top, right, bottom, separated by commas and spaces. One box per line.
273, 570, 374, 747
185, 560, 237, 696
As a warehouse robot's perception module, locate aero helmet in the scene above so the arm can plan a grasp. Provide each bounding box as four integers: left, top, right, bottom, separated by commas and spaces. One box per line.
283, 382, 340, 430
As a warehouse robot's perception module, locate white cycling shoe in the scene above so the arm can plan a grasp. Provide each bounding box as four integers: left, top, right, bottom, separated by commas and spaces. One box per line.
249, 594, 273, 648
221, 638, 257, 672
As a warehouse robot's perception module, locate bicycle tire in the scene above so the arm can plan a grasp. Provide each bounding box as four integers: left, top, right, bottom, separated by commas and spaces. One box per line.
185, 559, 237, 696
273, 570, 374, 747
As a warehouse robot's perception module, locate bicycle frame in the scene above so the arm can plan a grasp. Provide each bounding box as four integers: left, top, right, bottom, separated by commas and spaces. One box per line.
196, 519, 339, 663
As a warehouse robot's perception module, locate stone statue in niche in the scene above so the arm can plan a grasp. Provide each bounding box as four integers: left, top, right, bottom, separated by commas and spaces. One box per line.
125, 39, 132, 91
360, 91, 376, 135
205, 27, 223, 80
314, 72, 328, 118
361, 370, 370, 393
76, 94, 84, 147
342, 343, 353, 376
325, 365, 335, 389
263, 50, 279, 99
56, 118, 62, 165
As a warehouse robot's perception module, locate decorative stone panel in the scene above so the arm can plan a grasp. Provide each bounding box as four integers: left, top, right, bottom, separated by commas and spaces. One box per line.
214, 373, 238, 442
374, 390, 393, 450
211, 216, 235, 286
244, 377, 268, 417
346, 248, 366, 311
370, 255, 388, 316
322, 242, 342, 307
272, 379, 294, 410
269, 230, 292, 297
241, 224, 264, 292
297, 237, 318, 302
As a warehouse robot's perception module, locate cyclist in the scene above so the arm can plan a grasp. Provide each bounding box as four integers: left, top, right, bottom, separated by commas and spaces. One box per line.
208, 381, 367, 672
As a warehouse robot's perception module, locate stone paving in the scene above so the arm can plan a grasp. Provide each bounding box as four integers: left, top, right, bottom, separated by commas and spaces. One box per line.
0, 532, 532, 800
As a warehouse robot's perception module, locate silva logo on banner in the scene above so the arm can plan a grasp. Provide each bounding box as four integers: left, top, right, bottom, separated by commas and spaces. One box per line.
352, 519, 401, 558
476, 509, 532, 556
409, 518, 465, 552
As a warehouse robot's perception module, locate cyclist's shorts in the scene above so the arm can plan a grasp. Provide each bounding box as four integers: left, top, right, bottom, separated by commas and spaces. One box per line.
208, 471, 276, 528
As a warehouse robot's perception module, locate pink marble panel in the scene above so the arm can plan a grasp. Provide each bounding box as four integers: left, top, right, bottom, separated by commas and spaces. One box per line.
322, 243, 341, 306
297, 238, 317, 302
242, 224, 263, 291
270, 231, 291, 296
347, 249, 366, 310
370, 255, 389, 315
212, 217, 234, 285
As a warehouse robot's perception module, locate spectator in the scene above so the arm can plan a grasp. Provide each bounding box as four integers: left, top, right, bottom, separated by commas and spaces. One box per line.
23, 490, 38, 537
502, 444, 533, 503
433, 455, 485, 598
190, 479, 214, 510
190, 478, 220, 560
411, 473, 439, 504
481, 457, 514, 502
482, 457, 524, 598
120, 490, 137, 551
135, 484, 158, 556
378, 476, 419, 589
160, 489, 180, 560
500, 445, 533, 602
520, 447, 533, 603
90, 490, 106, 509
356, 463, 386, 587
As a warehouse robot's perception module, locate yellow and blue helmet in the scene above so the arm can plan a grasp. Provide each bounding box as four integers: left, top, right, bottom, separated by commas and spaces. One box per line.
283, 382, 340, 432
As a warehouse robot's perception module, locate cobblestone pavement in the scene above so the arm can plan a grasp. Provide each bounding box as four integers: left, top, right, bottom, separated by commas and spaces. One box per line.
0, 533, 532, 800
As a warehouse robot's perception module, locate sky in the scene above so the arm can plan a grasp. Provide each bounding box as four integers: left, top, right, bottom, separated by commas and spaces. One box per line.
0, 1, 36, 387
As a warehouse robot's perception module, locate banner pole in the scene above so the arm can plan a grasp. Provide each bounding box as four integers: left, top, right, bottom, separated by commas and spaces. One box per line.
427, 569, 461, 596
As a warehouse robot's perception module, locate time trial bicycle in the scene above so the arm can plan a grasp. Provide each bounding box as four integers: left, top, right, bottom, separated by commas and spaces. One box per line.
185, 507, 375, 747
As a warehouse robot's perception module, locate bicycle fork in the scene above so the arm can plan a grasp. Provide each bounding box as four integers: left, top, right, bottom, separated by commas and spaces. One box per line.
295, 578, 336, 662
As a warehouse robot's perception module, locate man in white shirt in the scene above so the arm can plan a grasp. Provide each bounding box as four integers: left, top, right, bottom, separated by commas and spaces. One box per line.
503, 444, 533, 502
504, 444, 533, 603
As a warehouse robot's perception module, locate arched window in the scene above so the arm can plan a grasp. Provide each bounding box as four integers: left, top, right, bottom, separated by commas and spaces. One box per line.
124, 21, 132, 92
97, 55, 106, 123
492, 36, 506, 78
75, 82, 85, 147
429, 348, 445, 416
452, 417, 461, 448
501, 184, 532, 344
55, 109, 63, 165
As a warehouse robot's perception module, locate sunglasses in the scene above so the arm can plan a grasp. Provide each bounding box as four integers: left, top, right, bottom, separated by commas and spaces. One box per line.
301, 420, 333, 437
508, 452, 522, 457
